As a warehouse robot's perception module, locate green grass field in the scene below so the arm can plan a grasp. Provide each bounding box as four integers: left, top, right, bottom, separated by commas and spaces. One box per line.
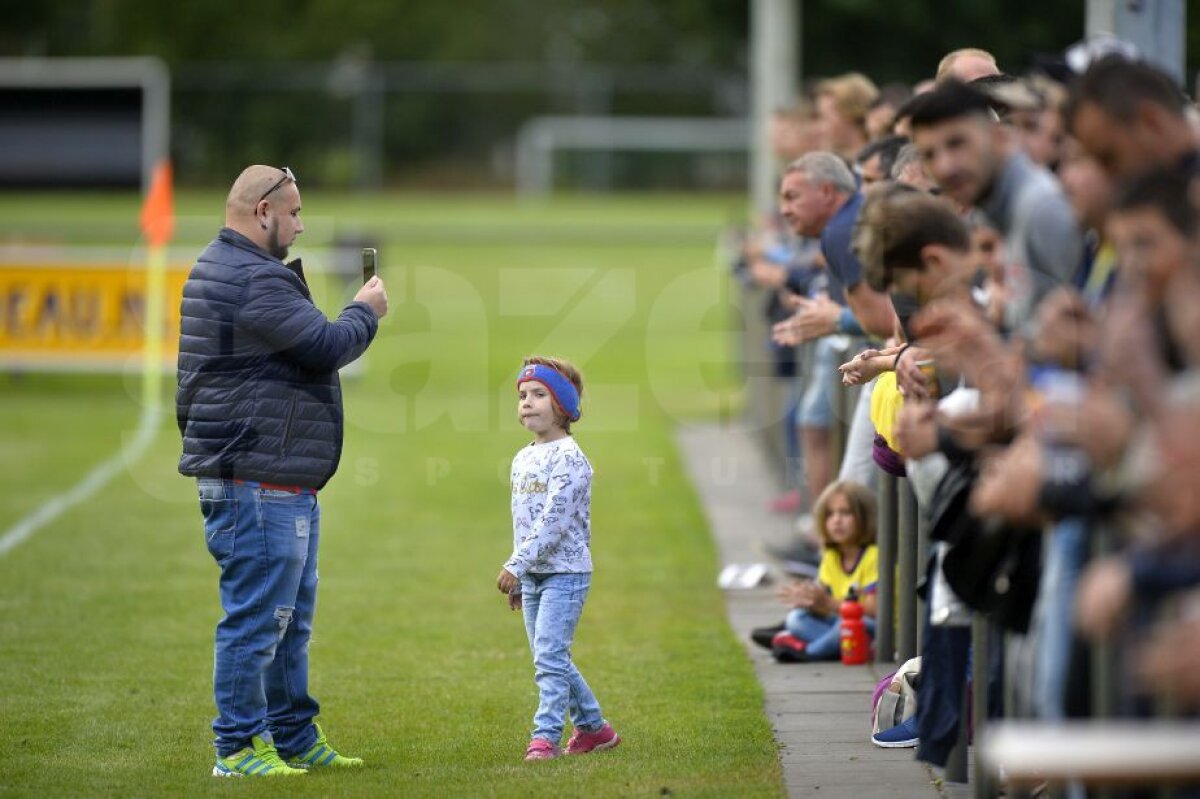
0, 191, 783, 797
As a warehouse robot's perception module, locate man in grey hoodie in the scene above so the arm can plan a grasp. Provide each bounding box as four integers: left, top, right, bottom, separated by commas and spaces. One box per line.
908, 80, 1083, 334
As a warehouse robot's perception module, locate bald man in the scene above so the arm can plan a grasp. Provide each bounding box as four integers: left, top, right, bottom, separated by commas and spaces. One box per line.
935, 48, 1000, 84
177, 165, 387, 777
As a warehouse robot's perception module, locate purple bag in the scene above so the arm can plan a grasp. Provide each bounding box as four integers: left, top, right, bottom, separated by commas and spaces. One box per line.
871, 669, 896, 717
872, 433, 907, 477
872, 657, 922, 733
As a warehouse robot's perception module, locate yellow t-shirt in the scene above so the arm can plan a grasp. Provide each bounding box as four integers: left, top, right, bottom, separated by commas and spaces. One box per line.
870, 371, 905, 453
817, 544, 879, 601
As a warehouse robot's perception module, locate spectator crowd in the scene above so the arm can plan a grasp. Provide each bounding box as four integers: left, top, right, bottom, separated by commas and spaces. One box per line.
734, 42, 1200, 793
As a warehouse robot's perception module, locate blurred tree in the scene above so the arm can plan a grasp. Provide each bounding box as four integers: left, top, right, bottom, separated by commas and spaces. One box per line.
801, 0, 1085, 82
3, 1, 1192, 84
0, 1, 746, 66
3, 1, 1194, 189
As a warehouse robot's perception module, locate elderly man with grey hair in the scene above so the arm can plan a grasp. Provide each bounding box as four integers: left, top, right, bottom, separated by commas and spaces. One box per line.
770, 152, 899, 527
774, 151, 898, 340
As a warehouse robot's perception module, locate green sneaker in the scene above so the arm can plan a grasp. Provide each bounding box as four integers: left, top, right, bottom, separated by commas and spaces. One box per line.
287, 722, 364, 769
212, 735, 307, 778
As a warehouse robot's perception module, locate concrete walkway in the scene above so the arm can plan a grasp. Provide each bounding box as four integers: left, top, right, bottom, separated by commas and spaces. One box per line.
677, 423, 943, 799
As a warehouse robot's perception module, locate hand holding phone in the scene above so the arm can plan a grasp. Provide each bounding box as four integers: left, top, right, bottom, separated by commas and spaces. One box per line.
353, 247, 387, 319
362, 247, 377, 284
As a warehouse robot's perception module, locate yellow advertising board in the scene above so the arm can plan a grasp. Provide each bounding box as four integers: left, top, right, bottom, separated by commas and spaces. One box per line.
0, 258, 188, 371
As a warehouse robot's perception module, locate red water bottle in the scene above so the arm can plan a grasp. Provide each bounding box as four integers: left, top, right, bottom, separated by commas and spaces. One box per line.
840, 587, 869, 665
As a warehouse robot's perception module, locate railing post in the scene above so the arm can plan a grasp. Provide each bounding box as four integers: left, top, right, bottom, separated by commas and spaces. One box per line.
829, 342, 851, 477
897, 479, 919, 662
972, 615, 994, 799
945, 675, 970, 785
875, 471, 897, 663
916, 501, 930, 653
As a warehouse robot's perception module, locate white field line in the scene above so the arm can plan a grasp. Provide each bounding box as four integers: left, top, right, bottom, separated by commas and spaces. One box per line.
0, 406, 162, 557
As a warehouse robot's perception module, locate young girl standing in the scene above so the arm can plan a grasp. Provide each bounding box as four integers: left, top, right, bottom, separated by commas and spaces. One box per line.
762, 480, 879, 662
496, 356, 620, 761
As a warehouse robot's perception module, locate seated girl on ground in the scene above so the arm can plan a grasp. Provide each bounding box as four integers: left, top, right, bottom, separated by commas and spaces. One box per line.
751, 480, 879, 662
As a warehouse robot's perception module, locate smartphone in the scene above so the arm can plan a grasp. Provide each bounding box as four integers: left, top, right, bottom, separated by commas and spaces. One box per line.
362, 247, 377, 284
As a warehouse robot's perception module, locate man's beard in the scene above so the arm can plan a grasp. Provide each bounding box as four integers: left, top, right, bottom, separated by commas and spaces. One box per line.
266, 222, 289, 260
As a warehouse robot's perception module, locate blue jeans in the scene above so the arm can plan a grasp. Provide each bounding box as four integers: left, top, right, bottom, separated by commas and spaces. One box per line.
521, 572, 604, 742
1033, 516, 1088, 720
798, 337, 837, 429
785, 608, 876, 660
198, 478, 321, 758
916, 553, 972, 768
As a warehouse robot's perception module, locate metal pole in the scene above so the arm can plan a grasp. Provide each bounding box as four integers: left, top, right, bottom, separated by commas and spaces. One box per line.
750, 0, 798, 214
916, 498, 930, 654
748, 0, 796, 441
747, 0, 798, 444
897, 479, 919, 662
830, 360, 848, 477
875, 471, 897, 663
945, 676, 970, 784
972, 615, 994, 799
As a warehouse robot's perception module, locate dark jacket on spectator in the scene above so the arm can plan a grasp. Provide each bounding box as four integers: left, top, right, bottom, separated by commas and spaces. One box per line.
176, 228, 377, 489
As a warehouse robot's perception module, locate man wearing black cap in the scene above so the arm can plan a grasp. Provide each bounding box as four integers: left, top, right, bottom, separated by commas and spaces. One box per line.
909, 81, 1083, 332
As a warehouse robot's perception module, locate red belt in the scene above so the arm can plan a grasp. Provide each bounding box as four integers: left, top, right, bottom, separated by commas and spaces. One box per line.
233, 479, 317, 495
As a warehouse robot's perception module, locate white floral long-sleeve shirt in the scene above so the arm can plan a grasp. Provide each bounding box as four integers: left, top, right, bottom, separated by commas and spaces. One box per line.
504, 436, 593, 578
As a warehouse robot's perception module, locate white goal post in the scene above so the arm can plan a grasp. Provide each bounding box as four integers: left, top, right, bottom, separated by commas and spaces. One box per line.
514, 115, 748, 198
0, 57, 169, 192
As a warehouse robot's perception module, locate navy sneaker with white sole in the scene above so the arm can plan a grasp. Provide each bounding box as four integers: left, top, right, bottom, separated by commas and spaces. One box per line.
871, 716, 918, 748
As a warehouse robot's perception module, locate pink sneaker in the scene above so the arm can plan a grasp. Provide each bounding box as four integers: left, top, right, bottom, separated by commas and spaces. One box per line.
770, 631, 809, 663
566, 722, 621, 755
524, 738, 562, 761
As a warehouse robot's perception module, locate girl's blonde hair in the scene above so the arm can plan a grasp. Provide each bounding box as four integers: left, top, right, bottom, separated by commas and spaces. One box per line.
521, 355, 584, 433
812, 480, 877, 549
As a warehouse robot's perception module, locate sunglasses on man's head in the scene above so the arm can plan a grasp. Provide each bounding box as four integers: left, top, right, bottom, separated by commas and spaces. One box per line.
258, 166, 296, 204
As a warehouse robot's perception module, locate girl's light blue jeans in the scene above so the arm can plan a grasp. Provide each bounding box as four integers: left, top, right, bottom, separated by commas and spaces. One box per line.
786, 608, 877, 660
521, 572, 604, 742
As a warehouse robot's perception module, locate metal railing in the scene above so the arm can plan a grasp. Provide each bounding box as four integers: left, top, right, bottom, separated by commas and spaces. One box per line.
741, 291, 1195, 794
746, 291, 1185, 798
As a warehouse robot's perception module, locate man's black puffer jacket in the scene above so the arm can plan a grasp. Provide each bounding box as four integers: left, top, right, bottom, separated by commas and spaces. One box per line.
176, 228, 378, 489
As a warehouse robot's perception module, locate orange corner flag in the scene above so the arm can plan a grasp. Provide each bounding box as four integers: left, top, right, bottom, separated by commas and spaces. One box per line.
139, 159, 175, 248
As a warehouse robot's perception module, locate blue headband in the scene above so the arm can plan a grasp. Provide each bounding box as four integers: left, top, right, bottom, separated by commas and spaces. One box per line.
516, 364, 581, 422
